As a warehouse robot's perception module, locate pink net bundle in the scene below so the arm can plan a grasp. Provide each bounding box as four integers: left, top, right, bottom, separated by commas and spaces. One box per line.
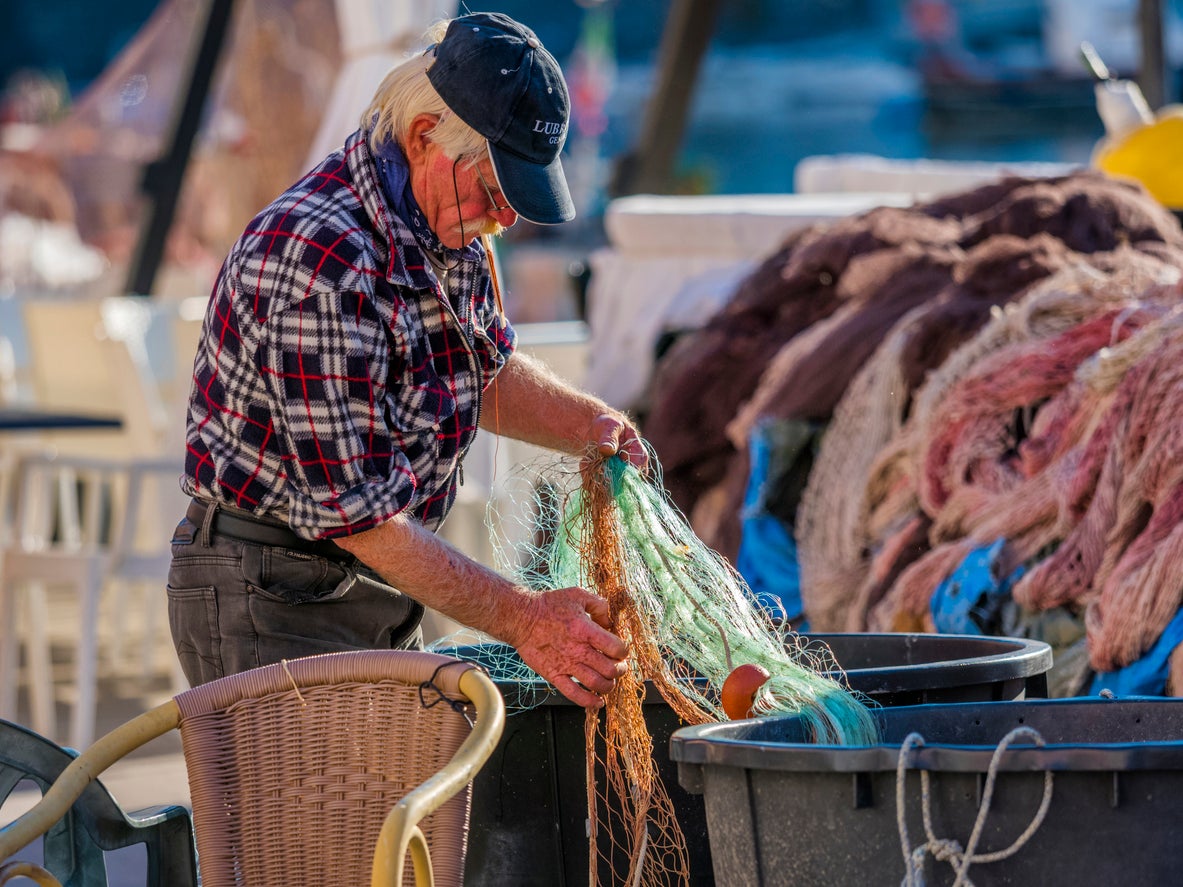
800, 257, 1180, 632
861, 280, 1182, 634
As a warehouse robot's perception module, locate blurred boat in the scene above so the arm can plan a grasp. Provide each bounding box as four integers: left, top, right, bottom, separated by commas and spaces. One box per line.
908, 0, 1182, 131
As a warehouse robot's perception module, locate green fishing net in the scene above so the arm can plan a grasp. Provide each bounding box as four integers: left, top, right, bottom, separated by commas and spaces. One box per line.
432, 449, 879, 741
432, 449, 878, 885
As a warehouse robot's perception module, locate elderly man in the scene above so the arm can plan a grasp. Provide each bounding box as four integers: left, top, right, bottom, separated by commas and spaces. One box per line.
168, 12, 640, 707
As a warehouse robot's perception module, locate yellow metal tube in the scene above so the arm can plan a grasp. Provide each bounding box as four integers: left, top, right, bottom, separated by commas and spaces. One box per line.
370, 668, 506, 887
0, 860, 63, 886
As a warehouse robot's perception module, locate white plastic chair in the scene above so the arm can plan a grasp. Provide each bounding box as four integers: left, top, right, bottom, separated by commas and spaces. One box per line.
0, 450, 113, 749
19, 297, 169, 459
0, 448, 188, 750
0, 297, 188, 749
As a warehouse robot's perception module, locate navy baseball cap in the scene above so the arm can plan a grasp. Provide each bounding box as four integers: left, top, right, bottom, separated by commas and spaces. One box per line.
427, 12, 575, 225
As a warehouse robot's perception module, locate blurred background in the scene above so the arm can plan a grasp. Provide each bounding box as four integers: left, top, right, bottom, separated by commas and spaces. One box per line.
1, 0, 1182, 793
1, 0, 1179, 311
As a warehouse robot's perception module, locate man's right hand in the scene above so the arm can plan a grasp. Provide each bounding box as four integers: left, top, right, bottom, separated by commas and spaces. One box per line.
508, 587, 630, 707
332, 516, 629, 706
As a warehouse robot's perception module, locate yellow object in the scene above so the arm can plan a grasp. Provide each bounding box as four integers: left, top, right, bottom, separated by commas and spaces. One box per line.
1094, 106, 1183, 209
0, 651, 505, 887
0, 861, 61, 886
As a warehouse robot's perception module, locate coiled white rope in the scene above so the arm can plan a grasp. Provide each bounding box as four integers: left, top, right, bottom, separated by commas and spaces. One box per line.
897, 726, 1054, 887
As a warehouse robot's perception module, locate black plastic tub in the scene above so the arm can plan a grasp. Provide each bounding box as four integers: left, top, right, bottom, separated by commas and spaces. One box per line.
453, 632, 1052, 886
672, 697, 1183, 886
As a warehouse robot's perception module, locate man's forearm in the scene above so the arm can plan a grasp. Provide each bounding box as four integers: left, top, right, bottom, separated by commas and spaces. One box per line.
479, 351, 626, 453
333, 513, 531, 644
332, 511, 631, 708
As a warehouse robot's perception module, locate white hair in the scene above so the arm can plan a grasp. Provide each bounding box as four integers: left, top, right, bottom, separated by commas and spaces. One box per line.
361, 19, 486, 167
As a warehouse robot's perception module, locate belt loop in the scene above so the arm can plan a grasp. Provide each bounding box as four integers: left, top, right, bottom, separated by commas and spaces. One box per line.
200, 500, 219, 548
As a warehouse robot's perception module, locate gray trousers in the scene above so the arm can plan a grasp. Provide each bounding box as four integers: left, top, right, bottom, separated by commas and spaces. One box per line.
167, 504, 424, 687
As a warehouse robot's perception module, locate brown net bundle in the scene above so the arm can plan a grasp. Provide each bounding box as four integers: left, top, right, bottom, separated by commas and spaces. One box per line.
794, 298, 970, 632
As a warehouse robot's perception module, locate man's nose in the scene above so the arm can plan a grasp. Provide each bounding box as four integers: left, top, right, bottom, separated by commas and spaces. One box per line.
489, 205, 518, 226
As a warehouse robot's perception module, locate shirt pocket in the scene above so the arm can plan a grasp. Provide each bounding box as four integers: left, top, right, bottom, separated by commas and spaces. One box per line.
388, 344, 458, 435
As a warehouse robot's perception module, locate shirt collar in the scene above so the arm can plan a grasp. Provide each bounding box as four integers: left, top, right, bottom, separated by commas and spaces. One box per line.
371, 136, 482, 279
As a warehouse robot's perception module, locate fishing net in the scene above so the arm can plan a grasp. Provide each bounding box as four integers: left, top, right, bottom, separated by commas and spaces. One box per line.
434, 447, 877, 885
797, 256, 1181, 632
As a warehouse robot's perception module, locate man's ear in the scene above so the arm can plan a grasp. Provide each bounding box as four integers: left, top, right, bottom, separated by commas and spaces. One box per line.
404, 114, 440, 162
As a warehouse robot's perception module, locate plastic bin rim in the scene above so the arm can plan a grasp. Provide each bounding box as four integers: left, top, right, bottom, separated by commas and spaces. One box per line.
670, 697, 1183, 775
442, 633, 1054, 702
800, 632, 1053, 694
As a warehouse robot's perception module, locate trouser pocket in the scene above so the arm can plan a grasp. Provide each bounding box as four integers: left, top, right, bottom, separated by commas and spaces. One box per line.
243, 545, 356, 604
241, 545, 424, 662
167, 584, 221, 686
167, 530, 425, 685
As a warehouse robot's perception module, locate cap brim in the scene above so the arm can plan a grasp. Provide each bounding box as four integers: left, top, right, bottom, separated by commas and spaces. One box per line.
488, 143, 575, 225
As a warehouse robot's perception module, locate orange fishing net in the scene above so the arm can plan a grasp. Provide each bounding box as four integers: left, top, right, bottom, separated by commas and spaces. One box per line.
580, 456, 703, 887
440, 449, 878, 883
563, 452, 877, 885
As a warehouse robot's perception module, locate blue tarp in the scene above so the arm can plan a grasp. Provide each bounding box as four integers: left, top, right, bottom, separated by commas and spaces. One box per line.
736, 421, 805, 626
1091, 606, 1183, 697
931, 539, 1183, 697
930, 538, 1026, 635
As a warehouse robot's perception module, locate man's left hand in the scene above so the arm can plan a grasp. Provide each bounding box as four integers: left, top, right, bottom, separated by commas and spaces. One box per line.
591, 413, 648, 471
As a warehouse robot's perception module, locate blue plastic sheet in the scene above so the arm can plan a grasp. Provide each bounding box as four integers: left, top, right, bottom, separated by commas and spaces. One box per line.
1090, 606, 1183, 697
736, 421, 805, 625
930, 538, 1026, 635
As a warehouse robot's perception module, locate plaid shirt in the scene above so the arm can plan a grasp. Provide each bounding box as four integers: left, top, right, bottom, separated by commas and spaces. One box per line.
183, 129, 516, 539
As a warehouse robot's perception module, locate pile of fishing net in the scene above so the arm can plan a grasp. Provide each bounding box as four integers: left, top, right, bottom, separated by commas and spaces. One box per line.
798, 258, 1183, 690
644, 170, 1183, 564
435, 451, 876, 886
642, 166, 1183, 697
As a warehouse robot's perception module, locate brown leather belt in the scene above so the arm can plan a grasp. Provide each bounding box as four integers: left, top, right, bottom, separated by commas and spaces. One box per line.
186, 498, 348, 560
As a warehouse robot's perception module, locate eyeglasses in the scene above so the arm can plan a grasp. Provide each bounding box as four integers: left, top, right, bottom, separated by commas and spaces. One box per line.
475, 165, 512, 214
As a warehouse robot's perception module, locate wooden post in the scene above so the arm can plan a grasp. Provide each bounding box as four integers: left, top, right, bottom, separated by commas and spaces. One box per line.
1138, 0, 1166, 110
608, 0, 722, 197
124, 0, 236, 297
